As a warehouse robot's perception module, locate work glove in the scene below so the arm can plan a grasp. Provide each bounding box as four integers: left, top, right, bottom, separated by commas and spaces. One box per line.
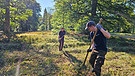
96, 24, 103, 30
87, 48, 92, 52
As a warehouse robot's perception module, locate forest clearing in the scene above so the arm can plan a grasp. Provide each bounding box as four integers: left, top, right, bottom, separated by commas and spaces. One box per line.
0, 31, 135, 76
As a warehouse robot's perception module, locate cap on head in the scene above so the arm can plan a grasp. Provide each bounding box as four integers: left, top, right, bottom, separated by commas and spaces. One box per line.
85, 21, 95, 30
61, 27, 64, 29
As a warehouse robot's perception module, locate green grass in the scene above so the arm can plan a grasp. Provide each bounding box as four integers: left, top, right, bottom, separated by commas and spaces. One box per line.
0, 32, 135, 76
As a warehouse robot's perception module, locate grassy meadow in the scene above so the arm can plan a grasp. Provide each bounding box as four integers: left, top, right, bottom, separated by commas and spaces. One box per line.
0, 31, 135, 76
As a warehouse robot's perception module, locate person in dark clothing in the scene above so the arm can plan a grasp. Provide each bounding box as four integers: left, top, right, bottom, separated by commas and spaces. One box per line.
85, 21, 111, 76
58, 28, 66, 51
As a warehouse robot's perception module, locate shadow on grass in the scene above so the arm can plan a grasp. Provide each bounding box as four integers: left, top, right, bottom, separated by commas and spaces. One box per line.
103, 73, 111, 76
0, 44, 60, 75
24, 46, 61, 76
67, 32, 90, 42
0, 39, 27, 69
62, 50, 91, 76
63, 51, 82, 64
108, 36, 135, 55
0, 51, 5, 68
67, 32, 135, 55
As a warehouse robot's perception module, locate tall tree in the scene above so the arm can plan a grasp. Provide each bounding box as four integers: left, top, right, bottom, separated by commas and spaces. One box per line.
40, 8, 52, 31
43, 8, 48, 30
4, 0, 10, 37
10, 0, 33, 32
20, 0, 41, 31
0, 0, 33, 33
91, 0, 98, 17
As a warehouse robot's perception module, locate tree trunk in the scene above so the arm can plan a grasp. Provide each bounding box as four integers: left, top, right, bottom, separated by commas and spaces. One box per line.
4, 0, 10, 37
91, 0, 98, 16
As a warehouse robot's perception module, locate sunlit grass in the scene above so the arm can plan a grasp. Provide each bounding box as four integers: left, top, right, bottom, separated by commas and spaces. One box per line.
0, 31, 135, 76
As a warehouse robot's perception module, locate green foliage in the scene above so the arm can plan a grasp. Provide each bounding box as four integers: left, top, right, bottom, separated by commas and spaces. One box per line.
18, 0, 41, 31
38, 8, 52, 31
0, 0, 40, 32
38, 25, 46, 31
51, 0, 135, 33
41, 8, 52, 31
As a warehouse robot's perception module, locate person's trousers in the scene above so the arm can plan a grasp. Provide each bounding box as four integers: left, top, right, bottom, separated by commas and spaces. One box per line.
59, 40, 64, 51
89, 50, 107, 76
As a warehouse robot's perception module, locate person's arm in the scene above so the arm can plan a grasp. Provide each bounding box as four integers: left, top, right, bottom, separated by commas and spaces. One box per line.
90, 32, 95, 49
87, 40, 95, 52
58, 31, 64, 40
100, 28, 111, 39
64, 31, 66, 35
87, 33, 95, 52
96, 24, 111, 39
90, 42, 94, 49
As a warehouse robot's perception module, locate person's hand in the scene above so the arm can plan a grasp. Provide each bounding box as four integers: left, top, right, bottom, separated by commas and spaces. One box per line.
59, 38, 61, 40
58, 38, 61, 41
96, 24, 102, 30
87, 49, 92, 52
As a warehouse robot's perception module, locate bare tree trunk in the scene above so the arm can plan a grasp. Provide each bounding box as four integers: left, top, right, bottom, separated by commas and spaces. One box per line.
91, 0, 98, 16
48, 15, 52, 30
4, 0, 10, 37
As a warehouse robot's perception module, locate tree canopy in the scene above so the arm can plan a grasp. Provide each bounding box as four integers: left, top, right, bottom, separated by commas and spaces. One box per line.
51, 0, 135, 33
0, 0, 135, 36
0, 0, 41, 37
